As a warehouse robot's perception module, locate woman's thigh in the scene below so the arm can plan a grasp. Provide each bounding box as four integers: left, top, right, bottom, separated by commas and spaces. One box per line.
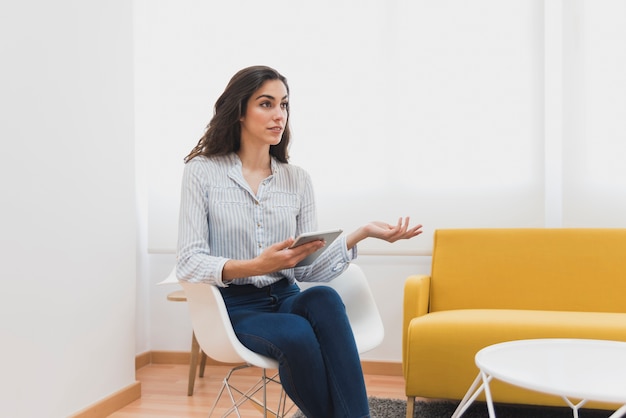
229, 310, 321, 360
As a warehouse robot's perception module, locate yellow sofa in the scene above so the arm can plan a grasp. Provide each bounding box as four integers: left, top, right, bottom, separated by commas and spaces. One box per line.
403, 228, 626, 417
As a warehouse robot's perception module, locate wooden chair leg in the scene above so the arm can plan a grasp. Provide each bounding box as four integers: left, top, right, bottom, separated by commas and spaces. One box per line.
188, 331, 201, 396
199, 350, 207, 378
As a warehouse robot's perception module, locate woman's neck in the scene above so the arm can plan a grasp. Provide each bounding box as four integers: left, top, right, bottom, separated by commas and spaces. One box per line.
236, 147, 272, 195
236, 145, 271, 171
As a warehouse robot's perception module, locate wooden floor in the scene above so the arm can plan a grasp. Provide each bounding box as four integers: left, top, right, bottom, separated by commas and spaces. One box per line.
110, 363, 407, 417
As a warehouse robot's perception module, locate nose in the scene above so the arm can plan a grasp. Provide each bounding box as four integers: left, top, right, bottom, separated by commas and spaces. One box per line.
273, 106, 286, 121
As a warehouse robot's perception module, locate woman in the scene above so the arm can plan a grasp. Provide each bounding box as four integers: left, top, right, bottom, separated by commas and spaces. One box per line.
177, 65, 422, 418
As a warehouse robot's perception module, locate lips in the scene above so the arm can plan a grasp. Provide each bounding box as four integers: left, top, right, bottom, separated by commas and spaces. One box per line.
268, 126, 283, 133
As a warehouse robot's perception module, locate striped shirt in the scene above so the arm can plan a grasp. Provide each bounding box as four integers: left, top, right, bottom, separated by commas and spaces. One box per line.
176, 153, 355, 287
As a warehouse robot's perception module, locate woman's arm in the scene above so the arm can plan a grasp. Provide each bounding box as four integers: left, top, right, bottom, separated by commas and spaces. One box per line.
346, 217, 423, 250
222, 238, 325, 282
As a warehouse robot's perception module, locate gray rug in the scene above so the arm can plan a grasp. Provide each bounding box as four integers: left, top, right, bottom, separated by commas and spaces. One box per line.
291, 397, 615, 417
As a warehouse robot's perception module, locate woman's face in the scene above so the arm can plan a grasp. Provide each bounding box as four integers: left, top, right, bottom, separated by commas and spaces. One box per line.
240, 79, 289, 149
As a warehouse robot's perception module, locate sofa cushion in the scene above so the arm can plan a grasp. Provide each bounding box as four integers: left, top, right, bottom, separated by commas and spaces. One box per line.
405, 309, 626, 404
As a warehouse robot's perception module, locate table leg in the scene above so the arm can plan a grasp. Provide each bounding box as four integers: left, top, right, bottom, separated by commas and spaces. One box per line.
452, 373, 487, 418
609, 404, 626, 418
481, 371, 496, 418
562, 397, 587, 418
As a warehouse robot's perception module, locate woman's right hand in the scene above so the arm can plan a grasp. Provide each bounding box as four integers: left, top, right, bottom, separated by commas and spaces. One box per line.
258, 238, 325, 272
222, 238, 325, 282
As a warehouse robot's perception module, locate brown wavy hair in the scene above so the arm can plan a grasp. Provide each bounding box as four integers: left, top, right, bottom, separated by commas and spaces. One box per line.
184, 66, 291, 163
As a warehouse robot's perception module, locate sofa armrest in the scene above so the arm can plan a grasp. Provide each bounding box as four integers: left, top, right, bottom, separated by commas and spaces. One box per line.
403, 274, 431, 371
404, 274, 431, 321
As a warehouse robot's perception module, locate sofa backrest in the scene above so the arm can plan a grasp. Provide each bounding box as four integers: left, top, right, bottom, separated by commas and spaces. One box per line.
429, 228, 626, 313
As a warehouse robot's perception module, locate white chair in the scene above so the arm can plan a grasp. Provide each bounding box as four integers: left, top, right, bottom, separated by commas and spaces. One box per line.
179, 263, 384, 418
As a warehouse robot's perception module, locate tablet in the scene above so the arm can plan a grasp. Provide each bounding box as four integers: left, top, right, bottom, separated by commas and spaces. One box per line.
289, 228, 343, 267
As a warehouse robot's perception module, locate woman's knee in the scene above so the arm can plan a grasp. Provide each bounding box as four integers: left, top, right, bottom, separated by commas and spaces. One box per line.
299, 286, 344, 308
287, 286, 349, 329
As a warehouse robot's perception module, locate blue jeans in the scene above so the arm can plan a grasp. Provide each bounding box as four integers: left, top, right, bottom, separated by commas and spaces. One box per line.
220, 279, 370, 418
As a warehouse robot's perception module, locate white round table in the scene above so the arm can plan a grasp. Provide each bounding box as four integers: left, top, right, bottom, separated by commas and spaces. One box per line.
452, 339, 626, 418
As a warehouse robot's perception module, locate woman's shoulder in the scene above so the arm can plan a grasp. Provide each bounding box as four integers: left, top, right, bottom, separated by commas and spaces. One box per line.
185, 154, 235, 172
276, 160, 310, 178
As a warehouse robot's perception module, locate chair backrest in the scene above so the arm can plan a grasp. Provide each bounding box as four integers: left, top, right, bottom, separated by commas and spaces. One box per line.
179, 263, 384, 367
298, 264, 385, 354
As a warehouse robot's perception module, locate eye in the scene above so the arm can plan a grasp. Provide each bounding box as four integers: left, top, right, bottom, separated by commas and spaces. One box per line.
260, 101, 271, 108
281, 102, 289, 110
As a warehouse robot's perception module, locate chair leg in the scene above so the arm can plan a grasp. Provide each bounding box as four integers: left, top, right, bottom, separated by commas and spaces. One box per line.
262, 368, 268, 418
188, 331, 201, 396
208, 364, 293, 418
406, 396, 415, 418
199, 350, 207, 377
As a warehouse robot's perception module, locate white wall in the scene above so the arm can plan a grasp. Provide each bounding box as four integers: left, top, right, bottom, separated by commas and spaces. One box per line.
0, 1, 136, 417
135, 0, 544, 363
562, 0, 626, 225
136, 0, 626, 364
138, 0, 546, 255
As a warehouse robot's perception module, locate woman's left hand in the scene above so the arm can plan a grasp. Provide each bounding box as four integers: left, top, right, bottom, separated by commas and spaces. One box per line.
363, 217, 423, 243
346, 217, 423, 250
